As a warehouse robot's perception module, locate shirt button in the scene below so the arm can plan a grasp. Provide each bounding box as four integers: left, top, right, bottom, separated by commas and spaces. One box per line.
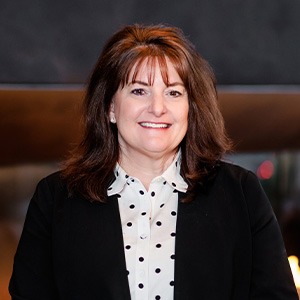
140, 234, 147, 239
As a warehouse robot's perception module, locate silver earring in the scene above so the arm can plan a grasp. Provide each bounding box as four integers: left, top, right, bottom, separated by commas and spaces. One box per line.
110, 116, 116, 123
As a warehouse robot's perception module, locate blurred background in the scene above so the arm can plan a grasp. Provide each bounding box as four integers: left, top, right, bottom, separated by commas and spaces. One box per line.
1, 0, 300, 298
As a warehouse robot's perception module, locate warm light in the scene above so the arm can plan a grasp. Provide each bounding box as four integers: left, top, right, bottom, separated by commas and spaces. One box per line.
288, 256, 300, 288
256, 160, 274, 180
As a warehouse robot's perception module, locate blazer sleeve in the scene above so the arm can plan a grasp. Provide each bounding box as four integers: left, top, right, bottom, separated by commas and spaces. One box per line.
9, 176, 60, 300
243, 171, 298, 299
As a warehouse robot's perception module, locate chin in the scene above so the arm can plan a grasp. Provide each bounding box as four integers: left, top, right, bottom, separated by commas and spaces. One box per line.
141, 145, 177, 156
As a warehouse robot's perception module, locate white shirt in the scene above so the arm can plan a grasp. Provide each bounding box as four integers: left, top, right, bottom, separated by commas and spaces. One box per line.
107, 151, 188, 300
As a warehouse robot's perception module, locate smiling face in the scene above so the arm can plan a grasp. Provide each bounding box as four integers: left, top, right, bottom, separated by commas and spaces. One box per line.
110, 57, 189, 162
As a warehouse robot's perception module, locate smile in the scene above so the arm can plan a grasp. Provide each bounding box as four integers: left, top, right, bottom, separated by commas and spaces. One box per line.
139, 122, 170, 128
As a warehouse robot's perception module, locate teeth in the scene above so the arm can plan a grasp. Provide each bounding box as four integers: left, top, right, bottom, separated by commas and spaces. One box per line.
140, 122, 169, 128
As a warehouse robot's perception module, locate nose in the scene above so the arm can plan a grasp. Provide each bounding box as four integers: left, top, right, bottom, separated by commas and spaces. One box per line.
147, 94, 167, 116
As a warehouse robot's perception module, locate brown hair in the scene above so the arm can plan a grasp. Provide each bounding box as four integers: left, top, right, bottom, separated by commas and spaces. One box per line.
62, 24, 231, 202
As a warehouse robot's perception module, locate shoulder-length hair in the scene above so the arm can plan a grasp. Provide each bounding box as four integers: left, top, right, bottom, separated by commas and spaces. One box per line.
62, 24, 231, 202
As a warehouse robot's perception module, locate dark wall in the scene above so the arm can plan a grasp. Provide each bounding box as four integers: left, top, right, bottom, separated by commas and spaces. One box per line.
1, 0, 300, 84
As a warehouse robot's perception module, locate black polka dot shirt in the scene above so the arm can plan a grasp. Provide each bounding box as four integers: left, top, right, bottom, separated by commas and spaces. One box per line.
107, 151, 187, 300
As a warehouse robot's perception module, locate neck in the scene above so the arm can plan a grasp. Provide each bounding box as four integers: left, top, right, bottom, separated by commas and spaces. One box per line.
118, 150, 177, 190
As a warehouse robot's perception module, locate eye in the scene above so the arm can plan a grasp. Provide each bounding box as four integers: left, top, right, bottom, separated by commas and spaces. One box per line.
131, 88, 146, 96
168, 90, 182, 97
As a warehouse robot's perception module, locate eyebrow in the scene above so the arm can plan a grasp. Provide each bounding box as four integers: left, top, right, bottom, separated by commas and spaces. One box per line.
168, 82, 185, 87
131, 80, 149, 86
130, 80, 185, 87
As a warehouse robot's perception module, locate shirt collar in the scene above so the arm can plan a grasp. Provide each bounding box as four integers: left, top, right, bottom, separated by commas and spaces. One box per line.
107, 150, 188, 196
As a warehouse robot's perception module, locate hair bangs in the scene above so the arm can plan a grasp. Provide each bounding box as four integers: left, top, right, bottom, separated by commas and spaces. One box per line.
165, 50, 190, 88
119, 47, 185, 88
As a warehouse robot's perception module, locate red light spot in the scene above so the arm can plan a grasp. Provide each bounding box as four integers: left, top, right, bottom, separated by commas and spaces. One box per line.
257, 160, 274, 180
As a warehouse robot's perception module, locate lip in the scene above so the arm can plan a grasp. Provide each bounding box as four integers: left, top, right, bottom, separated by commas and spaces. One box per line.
139, 122, 171, 129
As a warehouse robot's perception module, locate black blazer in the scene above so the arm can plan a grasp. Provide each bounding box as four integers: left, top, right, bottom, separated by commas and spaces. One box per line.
10, 162, 298, 299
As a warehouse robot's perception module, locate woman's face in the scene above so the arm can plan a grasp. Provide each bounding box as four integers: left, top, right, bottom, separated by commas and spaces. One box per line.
110, 57, 189, 160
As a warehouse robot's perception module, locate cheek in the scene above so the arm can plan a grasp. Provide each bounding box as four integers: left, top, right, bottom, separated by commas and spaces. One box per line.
180, 106, 189, 136
115, 102, 142, 124
177, 103, 189, 124
114, 102, 128, 120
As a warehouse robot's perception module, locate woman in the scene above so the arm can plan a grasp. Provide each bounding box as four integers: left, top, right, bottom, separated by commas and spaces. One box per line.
10, 24, 298, 299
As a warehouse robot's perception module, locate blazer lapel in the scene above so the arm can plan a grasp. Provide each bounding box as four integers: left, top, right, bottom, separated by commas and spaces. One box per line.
107, 195, 132, 300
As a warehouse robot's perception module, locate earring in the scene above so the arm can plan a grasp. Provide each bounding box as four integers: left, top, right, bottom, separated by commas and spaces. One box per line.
110, 116, 116, 123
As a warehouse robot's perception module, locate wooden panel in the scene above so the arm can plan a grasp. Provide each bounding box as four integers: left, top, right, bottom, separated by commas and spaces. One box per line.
1, 87, 300, 165
0, 89, 83, 165
219, 91, 300, 151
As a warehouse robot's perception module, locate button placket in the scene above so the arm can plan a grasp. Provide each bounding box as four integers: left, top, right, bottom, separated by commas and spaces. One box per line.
135, 188, 151, 299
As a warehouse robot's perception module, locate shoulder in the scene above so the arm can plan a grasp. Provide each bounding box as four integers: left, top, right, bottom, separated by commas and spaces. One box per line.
210, 160, 269, 211
33, 171, 68, 203
217, 160, 268, 199
214, 160, 259, 188
215, 161, 274, 226
194, 160, 256, 197
217, 160, 252, 178
41, 170, 64, 185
